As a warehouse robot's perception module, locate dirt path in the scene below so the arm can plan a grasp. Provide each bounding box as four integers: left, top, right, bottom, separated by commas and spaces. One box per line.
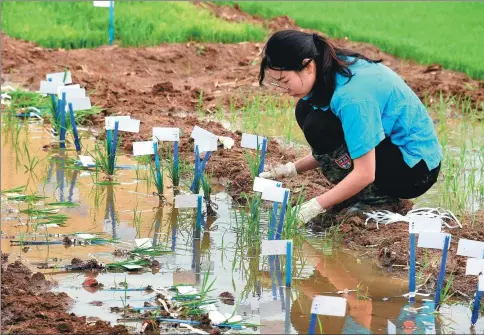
2, 2, 483, 300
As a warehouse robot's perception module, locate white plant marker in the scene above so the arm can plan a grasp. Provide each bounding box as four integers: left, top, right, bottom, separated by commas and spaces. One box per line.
57, 85, 85, 99
417, 232, 451, 250
152, 127, 180, 142
261, 239, 292, 256
105, 118, 140, 133
174, 194, 199, 208
79, 155, 95, 167
65, 97, 92, 111
93, 1, 112, 7
311, 295, 347, 317
135, 238, 153, 249
253, 177, 281, 193
465, 258, 484, 276
457, 239, 484, 259
46, 71, 72, 84
191, 125, 216, 141
261, 186, 290, 203
240, 133, 266, 150
105, 115, 130, 129
408, 217, 442, 234
39, 81, 64, 94
132, 141, 155, 156
194, 136, 218, 153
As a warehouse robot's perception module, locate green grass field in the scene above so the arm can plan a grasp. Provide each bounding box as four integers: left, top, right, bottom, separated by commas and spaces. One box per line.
1, 1, 265, 48
229, 1, 484, 79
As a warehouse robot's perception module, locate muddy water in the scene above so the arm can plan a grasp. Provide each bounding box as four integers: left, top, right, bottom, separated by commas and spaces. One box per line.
2, 121, 484, 334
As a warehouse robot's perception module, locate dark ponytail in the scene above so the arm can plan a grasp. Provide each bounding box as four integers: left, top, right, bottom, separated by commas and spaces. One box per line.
259, 30, 382, 106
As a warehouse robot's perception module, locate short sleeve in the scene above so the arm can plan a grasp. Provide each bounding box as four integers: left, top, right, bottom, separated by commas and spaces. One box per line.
335, 100, 385, 159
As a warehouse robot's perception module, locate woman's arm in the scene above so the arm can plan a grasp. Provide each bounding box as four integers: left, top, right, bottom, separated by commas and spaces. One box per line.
294, 153, 320, 174
315, 149, 376, 209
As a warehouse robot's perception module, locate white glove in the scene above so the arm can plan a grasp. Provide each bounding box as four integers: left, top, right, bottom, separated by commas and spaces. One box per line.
259, 162, 297, 179
297, 198, 326, 226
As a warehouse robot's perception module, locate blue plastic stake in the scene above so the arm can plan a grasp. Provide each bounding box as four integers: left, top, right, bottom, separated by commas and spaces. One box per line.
308, 313, 317, 335
173, 141, 179, 185
195, 195, 202, 238
59, 92, 67, 148
434, 235, 451, 307
48, 77, 57, 113
286, 241, 292, 287
471, 251, 484, 325
68, 103, 81, 152
269, 202, 279, 240
409, 233, 416, 303
110, 121, 119, 173
258, 138, 268, 175
106, 129, 112, 161
108, 1, 114, 45
190, 145, 200, 193
268, 255, 277, 299
200, 151, 211, 172
153, 142, 162, 190
276, 190, 290, 239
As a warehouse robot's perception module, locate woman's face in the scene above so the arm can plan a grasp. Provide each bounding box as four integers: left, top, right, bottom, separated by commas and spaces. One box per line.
266, 59, 316, 99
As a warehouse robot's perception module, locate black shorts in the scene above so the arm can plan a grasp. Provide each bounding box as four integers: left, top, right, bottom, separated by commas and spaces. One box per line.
296, 99, 441, 200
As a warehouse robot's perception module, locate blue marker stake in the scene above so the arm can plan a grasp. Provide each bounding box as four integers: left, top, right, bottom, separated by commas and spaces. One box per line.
269, 202, 279, 240
195, 195, 202, 238
286, 241, 292, 287
258, 137, 268, 175
276, 190, 290, 239
153, 142, 162, 190
409, 233, 416, 303
471, 251, 484, 325
268, 255, 277, 299
173, 140, 179, 186
59, 92, 67, 148
200, 151, 211, 172
106, 129, 112, 165
110, 121, 119, 173
68, 103, 81, 152
108, 1, 114, 45
434, 235, 451, 307
308, 313, 317, 335
190, 145, 200, 193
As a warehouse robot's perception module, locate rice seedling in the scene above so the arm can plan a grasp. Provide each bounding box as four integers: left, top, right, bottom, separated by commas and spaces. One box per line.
23, 142, 44, 174
45, 201, 79, 208
201, 171, 217, 216
196, 89, 204, 119
439, 273, 456, 305
1, 185, 25, 195
356, 281, 370, 300
149, 159, 164, 199
132, 206, 143, 238
91, 127, 121, 180
129, 245, 172, 257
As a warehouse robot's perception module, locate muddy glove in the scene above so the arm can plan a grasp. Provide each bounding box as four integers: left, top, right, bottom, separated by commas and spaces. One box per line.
297, 198, 326, 226
259, 162, 297, 179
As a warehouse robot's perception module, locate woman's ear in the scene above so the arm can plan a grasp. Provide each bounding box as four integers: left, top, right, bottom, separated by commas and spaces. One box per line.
302, 58, 314, 74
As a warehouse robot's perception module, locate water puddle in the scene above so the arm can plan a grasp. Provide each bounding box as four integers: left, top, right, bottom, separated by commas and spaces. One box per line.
2, 120, 484, 334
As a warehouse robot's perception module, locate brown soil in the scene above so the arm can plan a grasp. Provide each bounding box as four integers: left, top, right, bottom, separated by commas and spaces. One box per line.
1, 261, 128, 334
2, 0, 484, 303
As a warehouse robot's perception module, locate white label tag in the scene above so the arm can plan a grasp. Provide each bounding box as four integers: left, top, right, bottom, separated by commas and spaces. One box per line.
408, 217, 442, 234
479, 274, 484, 292
191, 125, 216, 140
177, 286, 197, 295
153, 127, 180, 142
133, 141, 155, 156
106, 118, 140, 133
57, 85, 85, 100
261, 239, 292, 256
457, 239, 484, 258
93, 1, 112, 7
39, 80, 63, 94
387, 320, 397, 335
65, 97, 92, 111
310, 296, 346, 316
465, 258, 484, 276
46, 71, 72, 84
135, 238, 153, 249
417, 232, 451, 250
105, 116, 131, 129
240, 133, 266, 150
261, 186, 289, 203
253, 177, 282, 193
195, 136, 218, 153
79, 155, 95, 167
175, 194, 199, 208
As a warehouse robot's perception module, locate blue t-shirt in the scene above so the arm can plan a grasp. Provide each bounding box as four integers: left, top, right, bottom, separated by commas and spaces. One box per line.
303, 58, 442, 170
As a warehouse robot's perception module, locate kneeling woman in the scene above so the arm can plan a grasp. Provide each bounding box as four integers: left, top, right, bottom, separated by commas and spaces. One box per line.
258, 30, 442, 224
